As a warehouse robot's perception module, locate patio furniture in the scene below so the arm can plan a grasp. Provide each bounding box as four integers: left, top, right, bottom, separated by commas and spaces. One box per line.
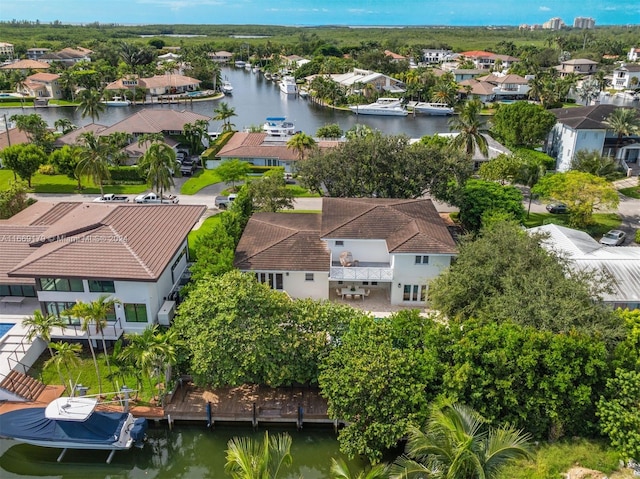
339, 251, 357, 267
345, 294, 353, 300
352, 294, 361, 300
335, 288, 341, 297
364, 289, 371, 297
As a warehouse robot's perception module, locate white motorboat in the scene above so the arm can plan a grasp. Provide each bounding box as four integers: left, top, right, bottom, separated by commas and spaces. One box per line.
102, 96, 131, 107
221, 80, 233, 95
0, 396, 147, 463
234, 60, 246, 68
349, 98, 408, 116
279, 76, 298, 95
412, 102, 454, 116
263, 117, 296, 137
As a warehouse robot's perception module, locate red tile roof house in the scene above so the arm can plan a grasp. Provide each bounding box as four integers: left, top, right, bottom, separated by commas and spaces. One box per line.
234, 198, 457, 306
105, 74, 201, 97
214, 132, 341, 172
18, 72, 63, 99
0, 202, 205, 341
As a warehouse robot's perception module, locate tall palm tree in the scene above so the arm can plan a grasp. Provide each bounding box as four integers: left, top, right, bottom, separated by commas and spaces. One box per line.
138, 141, 178, 202
214, 101, 237, 133
449, 99, 489, 158
76, 131, 112, 195
390, 402, 532, 479
603, 107, 640, 153
81, 295, 119, 378
286, 132, 317, 160
64, 301, 103, 395
46, 341, 82, 393
330, 457, 389, 479
224, 431, 293, 479
23, 310, 66, 359
76, 88, 105, 124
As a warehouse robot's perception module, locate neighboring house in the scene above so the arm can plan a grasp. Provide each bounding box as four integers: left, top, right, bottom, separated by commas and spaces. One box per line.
26, 47, 50, 60
0, 202, 206, 338
437, 133, 511, 170
18, 72, 63, 99
612, 64, 640, 91
330, 68, 406, 94
555, 59, 599, 77
208, 51, 233, 63
459, 51, 519, 71
214, 132, 340, 172
0, 128, 30, 155
0, 59, 50, 74
628, 47, 640, 62
158, 52, 181, 62
421, 48, 453, 64
384, 50, 406, 63
40, 47, 92, 65
105, 74, 201, 96
281, 54, 310, 70
54, 123, 109, 149
475, 73, 531, 99
234, 198, 457, 306
457, 78, 497, 103
0, 42, 14, 60
545, 104, 640, 173
529, 224, 640, 310
451, 68, 485, 82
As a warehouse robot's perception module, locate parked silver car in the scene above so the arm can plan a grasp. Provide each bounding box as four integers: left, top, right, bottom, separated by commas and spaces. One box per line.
599, 230, 626, 246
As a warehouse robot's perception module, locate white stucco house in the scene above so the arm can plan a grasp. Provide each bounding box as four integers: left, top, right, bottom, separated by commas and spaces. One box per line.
529, 224, 640, 310
545, 104, 640, 174
329, 68, 406, 94
234, 198, 458, 307
0, 202, 205, 340
612, 64, 640, 91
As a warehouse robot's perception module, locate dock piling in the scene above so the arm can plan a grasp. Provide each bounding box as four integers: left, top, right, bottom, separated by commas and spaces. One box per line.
252, 402, 258, 430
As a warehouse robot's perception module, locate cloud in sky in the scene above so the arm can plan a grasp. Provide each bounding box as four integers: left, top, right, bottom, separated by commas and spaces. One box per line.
539, 6, 550, 11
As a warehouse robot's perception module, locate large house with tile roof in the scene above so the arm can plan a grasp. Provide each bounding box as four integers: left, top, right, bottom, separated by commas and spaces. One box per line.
555, 59, 598, 77
105, 74, 201, 96
545, 104, 640, 173
17, 72, 63, 99
234, 198, 457, 306
0, 59, 50, 73
459, 51, 519, 71
0, 202, 205, 337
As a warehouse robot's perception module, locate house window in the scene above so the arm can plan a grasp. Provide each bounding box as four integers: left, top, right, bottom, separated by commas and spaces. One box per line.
335, 240, 344, 246
88, 280, 115, 293
361, 281, 378, 286
0, 284, 36, 297
305, 273, 314, 281
124, 303, 148, 323
402, 284, 427, 302
414, 255, 429, 265
40, 278, 84, 292
44, 301, 80, 325
255, 273, 284, 290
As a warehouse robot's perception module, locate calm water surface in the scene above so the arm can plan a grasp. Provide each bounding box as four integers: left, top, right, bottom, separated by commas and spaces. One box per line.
0, 424, 359, 478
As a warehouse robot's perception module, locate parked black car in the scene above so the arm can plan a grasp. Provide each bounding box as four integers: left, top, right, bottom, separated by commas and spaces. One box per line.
546, 202, 568, 214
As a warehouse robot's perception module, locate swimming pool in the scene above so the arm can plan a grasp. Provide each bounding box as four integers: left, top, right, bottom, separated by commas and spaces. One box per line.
0, 323, 16, 338
0, 93, 16, 98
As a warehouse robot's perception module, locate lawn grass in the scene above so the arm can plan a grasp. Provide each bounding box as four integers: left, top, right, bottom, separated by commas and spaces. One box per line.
188, 214, 222, 259
29, 347, 157, 405
180, 169, 223, 195
286, 184, 321, 197
498, 438, 623, 479
523, 212, 621, 238
619, 186, 640, 199
0, 170, 148, 194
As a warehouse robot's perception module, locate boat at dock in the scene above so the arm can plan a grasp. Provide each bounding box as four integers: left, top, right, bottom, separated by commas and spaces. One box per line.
234, 60, 246, 68
279, 75, 298, 95
263, 117, 296, 136
349, 98, 408, 116
0, 395, 147, 463
221, 80, 234, 95
411, 101, 454, 116
102, 96, 131, 107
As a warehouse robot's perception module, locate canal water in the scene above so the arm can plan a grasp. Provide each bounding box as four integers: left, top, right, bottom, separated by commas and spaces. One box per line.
0, 424, 362, 478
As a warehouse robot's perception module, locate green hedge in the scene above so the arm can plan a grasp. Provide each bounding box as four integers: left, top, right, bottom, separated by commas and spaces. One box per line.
201, 131, 235, 160
106, 166, 145, 183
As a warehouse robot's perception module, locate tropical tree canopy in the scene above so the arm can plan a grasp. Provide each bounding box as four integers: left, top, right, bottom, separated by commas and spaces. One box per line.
449, 99, 489, 158
76, 88, 106, 124
138, 141, 178, 199
490, 102, 556, 148
224, 432, 293, 479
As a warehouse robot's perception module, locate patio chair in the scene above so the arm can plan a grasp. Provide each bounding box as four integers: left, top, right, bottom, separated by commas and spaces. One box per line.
336, 288, 341, 297
364, 289, 371, 297
345, 294, 353, 300
353, 294, 361, 300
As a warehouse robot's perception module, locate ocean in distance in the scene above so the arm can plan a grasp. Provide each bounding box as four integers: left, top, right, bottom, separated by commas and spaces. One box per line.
2, 0, 638, 27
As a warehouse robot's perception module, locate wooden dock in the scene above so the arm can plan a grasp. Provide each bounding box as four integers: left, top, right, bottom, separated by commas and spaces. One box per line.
163, 382, 333, 428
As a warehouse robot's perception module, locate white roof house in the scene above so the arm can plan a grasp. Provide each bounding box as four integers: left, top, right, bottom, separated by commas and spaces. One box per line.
329, 68, 405, 94
529, 224, 640, 309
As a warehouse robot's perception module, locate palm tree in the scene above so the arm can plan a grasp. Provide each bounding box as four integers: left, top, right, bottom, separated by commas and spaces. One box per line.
23, 310, 66, 359
286, 132, 317, 160
224, 431, 293, 479
64, 301, 103, 395
76, 131, 112, 195
214, 101, 237, 133
54, 118, 76, 135
330, 457, 389, 479
138, 141, 178, 202
603, 107, 640, 154
80, 295, 119, 379
390, 402, 532, 479
449, 99, 489, 158
46, 341, 82, 393
76, 88, 105, 124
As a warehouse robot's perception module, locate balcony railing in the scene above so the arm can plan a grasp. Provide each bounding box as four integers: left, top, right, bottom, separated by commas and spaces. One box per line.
330, 265, 394, 281
50, 320, 125, 341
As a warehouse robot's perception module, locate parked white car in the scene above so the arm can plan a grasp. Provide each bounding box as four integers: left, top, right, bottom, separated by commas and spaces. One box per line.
599, 230, 626, 246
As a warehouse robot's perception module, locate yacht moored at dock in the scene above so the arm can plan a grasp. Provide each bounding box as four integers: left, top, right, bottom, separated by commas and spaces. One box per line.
263, 117, 296, 136
349, 98, 408, 116
279, 75, 298, 95
410, 101, 454, 116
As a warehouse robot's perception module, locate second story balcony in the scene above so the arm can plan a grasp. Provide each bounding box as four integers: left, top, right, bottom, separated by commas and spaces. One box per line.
330, 261, 393, 281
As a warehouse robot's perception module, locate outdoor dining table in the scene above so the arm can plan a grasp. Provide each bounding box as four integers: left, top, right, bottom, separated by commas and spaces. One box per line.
341, 288, 365, 300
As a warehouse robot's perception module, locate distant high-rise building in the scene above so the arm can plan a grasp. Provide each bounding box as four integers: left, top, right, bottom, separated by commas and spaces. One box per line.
573, 17, 595, 29
543, 17, 565, 30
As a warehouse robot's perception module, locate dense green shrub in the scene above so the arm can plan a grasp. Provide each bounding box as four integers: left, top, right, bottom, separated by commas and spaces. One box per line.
201, 131, 234, 159
635, 229, 640, 244
106, 166, 145, 183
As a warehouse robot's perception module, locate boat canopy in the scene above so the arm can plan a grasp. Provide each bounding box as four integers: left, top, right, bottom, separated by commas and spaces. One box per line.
0, 408, 128, 445
45, 397, 97, 421
265, 117, 286, 122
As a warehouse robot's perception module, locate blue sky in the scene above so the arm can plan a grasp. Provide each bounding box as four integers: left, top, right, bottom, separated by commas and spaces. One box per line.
1, 0, 637, 26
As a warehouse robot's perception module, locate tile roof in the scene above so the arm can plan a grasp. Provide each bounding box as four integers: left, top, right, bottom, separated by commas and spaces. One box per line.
234, 213, 329, 272
3, 203, 205, 282
320, 198, 457, 254
0, 59, 50, 70
550, 104, 640, 129
217, 132, 340, 161
0, 127, 30, 150
98, 109, 210, 136
105, 74, 201, 91
27, 72, 60, 82
54, 123, 108, 147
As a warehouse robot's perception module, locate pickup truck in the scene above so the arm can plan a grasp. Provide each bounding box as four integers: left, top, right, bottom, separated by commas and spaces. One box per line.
93, 194, 129, 203
215, 193, 237, 209
134, 192, 179, 204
